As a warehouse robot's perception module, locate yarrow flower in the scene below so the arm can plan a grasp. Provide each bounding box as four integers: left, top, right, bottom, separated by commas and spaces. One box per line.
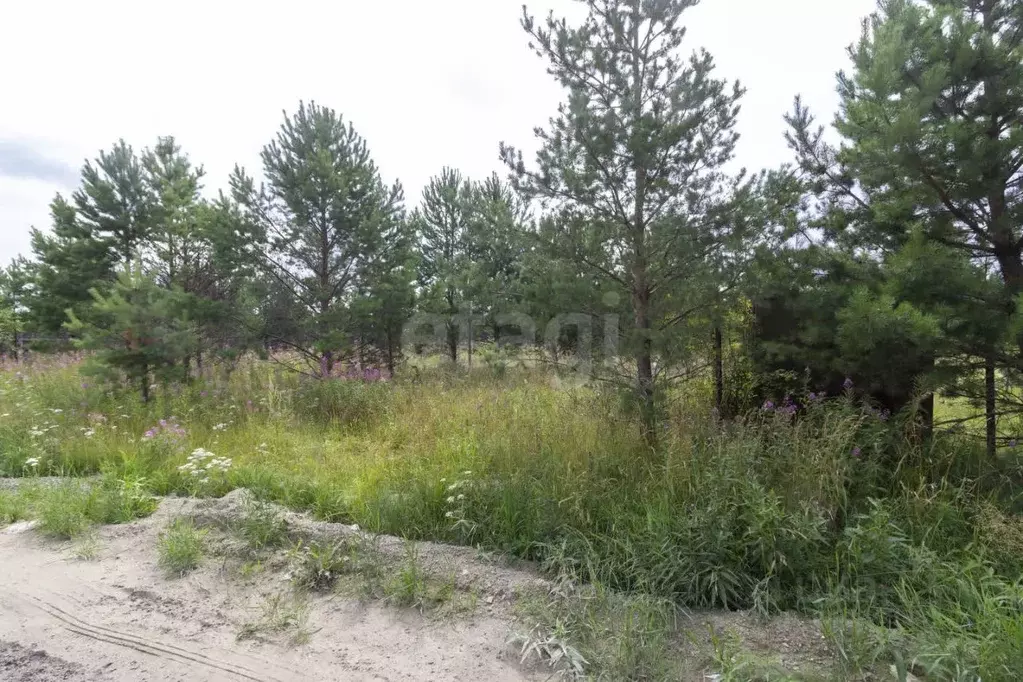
24, 457, 40, 468
178, 447, 232, 485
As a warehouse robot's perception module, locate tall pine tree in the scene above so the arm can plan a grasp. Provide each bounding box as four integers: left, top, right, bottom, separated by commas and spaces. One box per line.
501, 0, 751, 441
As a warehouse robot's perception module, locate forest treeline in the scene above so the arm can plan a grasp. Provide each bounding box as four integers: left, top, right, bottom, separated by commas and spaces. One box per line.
1, 0, 1021, 447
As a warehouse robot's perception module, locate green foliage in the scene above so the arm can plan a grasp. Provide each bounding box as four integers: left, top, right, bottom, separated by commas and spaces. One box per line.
501, 0, 758, 438
27, 196, 115, 334
67, 267, 197, 401
232, 101, 405, 374
73, 139, 153, 267
287, 538, 352, 591
10, 472, 158, 540
235, 496, 289, 554
158, 517, 207, 576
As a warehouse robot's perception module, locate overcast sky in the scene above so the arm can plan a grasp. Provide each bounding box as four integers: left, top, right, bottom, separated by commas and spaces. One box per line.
0, 0, 876, 264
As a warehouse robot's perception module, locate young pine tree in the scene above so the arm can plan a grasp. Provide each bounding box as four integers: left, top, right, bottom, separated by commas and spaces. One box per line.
413, 167, 476, 363
67, 267, 197, 402
501, 0, 751, 442
232, 101, 403, 375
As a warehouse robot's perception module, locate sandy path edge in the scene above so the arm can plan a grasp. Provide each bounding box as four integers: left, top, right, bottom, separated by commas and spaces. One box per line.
0, 493, 543, 682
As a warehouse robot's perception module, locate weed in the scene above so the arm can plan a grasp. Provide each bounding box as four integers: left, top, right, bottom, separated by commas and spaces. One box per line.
35, 481, 94, 539
158, 518, 207, 577
0, 489, 29, 525
235, 497, 288, 554
70, 532, 101, 561
384, 542, 430, 609
515, 575, 683, 680
287, 538, 352, 591
238, 590, 312, 645
508, 623, 588, 680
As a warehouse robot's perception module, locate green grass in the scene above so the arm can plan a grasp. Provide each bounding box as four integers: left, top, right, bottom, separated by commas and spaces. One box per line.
0, 472, 158, 539
158, 518, 208, 576
1, 354, 1022, 679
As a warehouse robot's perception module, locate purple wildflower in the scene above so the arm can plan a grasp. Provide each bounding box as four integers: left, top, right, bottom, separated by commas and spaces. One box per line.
159, 419, 168, 427
808, 392, 817, 401
843, 377, 854, 390
200, 390, 207, 398
852, 446, 862, 458
1010, 439, 1018, 449
143, 430, 155, 439
762, 400, 775, 411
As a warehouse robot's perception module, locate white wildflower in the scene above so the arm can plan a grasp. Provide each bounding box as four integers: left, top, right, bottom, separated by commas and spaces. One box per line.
83, 429, 95, 438
24, 457, 39, 467
446, 496, 456, 504
212, 423, 229, 431
444, 511, 455, 518
457, 494, 465, 501
51, 409, 63, 414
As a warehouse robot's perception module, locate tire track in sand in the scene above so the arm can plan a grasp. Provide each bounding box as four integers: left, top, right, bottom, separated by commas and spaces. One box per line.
17, 592, 287, 682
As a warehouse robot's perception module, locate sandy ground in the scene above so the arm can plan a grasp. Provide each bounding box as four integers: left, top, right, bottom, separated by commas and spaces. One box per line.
0, 494, 543, 682
1, 489, 837, 681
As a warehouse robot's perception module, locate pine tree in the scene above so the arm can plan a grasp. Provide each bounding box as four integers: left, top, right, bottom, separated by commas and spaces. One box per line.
465, 173, 531, 347
142, 136, 206, 289
0, 257, 35, 353
232, 101, 403, 374
784, 0, 1023, 449
414, 167, 475, 363
73, 140, 154, 267
66, 266, 197, 402
28, 195, 115, 334
501, 0, 751, 441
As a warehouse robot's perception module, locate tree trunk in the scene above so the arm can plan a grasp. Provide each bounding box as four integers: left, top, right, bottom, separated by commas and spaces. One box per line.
467, 303, 473, 371
630, 0, 655, 446
986, 354, 997, 459
713, 324, 724, 419
140, 370, 150, 403
386, 329, 395, 375
446, 321, 458, 364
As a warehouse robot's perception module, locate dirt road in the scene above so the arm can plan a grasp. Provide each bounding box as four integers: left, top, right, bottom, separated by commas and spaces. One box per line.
0, 504, 537, 682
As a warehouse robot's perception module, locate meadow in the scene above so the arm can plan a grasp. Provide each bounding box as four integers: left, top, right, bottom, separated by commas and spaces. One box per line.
1, 350, 1022, 681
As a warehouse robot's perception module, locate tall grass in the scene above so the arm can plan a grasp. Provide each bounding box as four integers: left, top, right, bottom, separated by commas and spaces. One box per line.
1, 353, 1021, 678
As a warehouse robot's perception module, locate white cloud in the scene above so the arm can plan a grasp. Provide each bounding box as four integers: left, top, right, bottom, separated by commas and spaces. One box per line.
0, 0, 874, 264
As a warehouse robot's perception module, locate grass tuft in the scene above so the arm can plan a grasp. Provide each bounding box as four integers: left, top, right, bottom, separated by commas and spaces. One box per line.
157, 517, 207, 577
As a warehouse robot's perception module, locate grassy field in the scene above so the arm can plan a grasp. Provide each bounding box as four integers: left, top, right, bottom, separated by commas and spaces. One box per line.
1, 352, 1022, 680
